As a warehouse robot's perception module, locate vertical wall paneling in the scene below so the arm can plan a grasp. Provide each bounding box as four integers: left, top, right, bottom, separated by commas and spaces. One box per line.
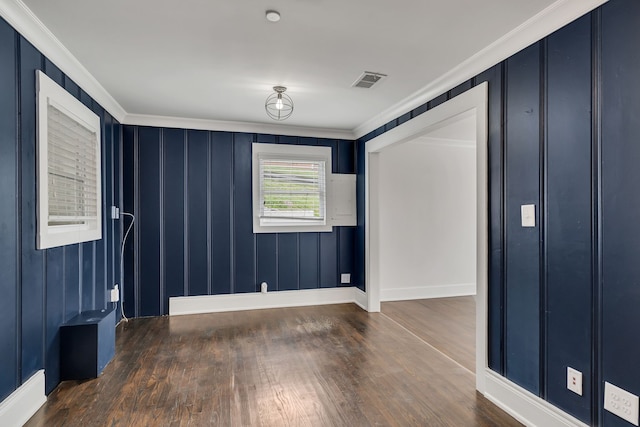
162, 129, 186, 312
186, 130, 209, 297
137, 127, 161, 316
601, 1, 640, 426
19, 36, 45, 383
122, 126, 136, 317
233, 133, 256, 293
428, 92, 449, 110
544, 15, 593, 424
339, 227, 355, 285
104, 112, 114, 310
0, 19, 121, 399
504, 42, 542, 395
590, 9, 603, 426
0, 18, 18, 401
299, 233, 320, 290
210, 132, 233, 295
92, 100, 107, 311
257, 234, 278, 291
44, 247, 63, 394
121, 129, 356, 309
278, 234, 299, 291
319, 232, 338, 288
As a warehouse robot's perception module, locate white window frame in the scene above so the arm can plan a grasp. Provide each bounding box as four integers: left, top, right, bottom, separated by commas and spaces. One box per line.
252, 143, 332, 233
36, 70, 102, 249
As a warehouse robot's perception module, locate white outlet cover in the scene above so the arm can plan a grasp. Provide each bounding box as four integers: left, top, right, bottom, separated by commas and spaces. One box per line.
521, 204, 536, 227
604, 381, 639, 426
567, 367, 583, 396
340, 273, 351, 284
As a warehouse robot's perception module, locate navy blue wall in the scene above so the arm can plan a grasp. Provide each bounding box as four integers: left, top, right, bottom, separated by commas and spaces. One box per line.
121, 127, 356, 317
0, 18, 122, 399
356, 1, 640, 424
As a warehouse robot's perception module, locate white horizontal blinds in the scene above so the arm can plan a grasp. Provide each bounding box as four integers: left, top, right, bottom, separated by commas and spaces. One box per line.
47, 103, 98, 226
259, 157, 326, 222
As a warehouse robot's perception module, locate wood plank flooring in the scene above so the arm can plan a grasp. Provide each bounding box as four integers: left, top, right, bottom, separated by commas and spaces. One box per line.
382, 297, 476, 373
25, 303, 519, 427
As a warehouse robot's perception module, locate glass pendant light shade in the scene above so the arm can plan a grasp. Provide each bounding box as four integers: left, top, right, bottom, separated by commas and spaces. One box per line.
265, 86, 293, 120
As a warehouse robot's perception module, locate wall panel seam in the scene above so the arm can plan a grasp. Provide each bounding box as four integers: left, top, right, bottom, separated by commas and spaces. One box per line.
159, 129, 165, 314
207, 132, 212, 295
539, 38, 549, 399
590, 9, 603, 426
15, 29, 22, 388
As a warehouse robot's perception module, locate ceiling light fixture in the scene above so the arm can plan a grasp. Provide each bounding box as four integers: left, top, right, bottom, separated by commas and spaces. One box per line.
265, 10, 281, 22
265, 86, 294, 121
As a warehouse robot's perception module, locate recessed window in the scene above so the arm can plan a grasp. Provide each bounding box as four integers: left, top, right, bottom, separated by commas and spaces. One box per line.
253, 143, 332, 233
36, 70, 102, 249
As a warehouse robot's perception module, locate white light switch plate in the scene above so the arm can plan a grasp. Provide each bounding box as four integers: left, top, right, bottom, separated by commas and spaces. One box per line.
521, 204, 536, 227
604, 382, 639, 426
340, 273, 351, 284
567, 367, 582, 396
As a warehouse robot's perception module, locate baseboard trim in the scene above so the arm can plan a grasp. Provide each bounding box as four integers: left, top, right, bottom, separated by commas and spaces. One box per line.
353, 288, 368, 310
170, 287, 359, 316
0, 370, 46, 427
380, 283, 476, 302
484, 370, 589, 427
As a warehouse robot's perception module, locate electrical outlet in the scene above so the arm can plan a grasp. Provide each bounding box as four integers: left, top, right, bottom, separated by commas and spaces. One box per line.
110, 285, 120, 303
567, 367, 582, 396
341, 273, 351, 284
111, 206, 120, 220
604, 382, 639, 426
521, 204, 536, 227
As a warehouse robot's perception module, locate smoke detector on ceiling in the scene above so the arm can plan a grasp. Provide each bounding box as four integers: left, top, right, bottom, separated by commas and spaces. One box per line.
352, 71, 387, 88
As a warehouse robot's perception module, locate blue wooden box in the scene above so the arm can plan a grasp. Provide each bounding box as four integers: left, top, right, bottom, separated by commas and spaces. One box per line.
60, 308, 116, 380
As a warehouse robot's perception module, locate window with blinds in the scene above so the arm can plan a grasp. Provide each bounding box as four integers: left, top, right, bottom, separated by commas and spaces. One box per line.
37, 71, 102, 249
252, 143, 332, 233
259, 158, 326, 224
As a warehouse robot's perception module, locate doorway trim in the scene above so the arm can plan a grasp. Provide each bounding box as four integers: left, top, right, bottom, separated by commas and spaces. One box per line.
364, 82, 488, 393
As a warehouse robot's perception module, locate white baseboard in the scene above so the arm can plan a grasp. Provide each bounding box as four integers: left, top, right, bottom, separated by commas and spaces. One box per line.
484, 370, 589, 427
380, 283, 476, 302
0, 370, 46, 427
354, 288, 368, 310
170, 287, 359, 316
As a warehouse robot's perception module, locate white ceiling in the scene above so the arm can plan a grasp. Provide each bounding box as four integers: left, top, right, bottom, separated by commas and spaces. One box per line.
21, 0, 558, 134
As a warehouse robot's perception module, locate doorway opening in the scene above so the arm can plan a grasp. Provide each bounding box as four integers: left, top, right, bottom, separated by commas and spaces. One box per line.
364, 83, 488, 393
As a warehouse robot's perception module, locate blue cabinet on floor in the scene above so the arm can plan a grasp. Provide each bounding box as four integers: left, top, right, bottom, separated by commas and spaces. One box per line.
60, 309, 116, 380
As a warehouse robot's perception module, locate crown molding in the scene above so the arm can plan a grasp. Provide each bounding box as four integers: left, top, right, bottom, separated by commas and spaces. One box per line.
2, 0, 608, 140
123, 113, 356, 140
0, 0, 127, 122
353, 0, 609, 139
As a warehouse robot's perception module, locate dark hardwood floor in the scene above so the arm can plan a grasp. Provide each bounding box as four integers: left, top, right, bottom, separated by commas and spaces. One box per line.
382, 296, 476, 373
26, 303, 519, 426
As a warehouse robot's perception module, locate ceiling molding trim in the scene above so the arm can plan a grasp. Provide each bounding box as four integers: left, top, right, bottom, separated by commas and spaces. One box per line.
0, 0, 127, 122
353, 0, 609, 139
123, 114, 356, 140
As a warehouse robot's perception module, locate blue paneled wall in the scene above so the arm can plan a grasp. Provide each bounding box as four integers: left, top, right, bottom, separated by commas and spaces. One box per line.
0, 18, 122, 399
121, 127, 356, 317
356, 1, 640, 424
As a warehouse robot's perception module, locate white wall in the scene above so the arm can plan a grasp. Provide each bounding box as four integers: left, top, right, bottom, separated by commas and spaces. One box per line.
377, 133, 476, 301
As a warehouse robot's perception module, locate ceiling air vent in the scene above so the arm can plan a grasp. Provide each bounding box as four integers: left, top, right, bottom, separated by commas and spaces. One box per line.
352, 71, 387, 89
